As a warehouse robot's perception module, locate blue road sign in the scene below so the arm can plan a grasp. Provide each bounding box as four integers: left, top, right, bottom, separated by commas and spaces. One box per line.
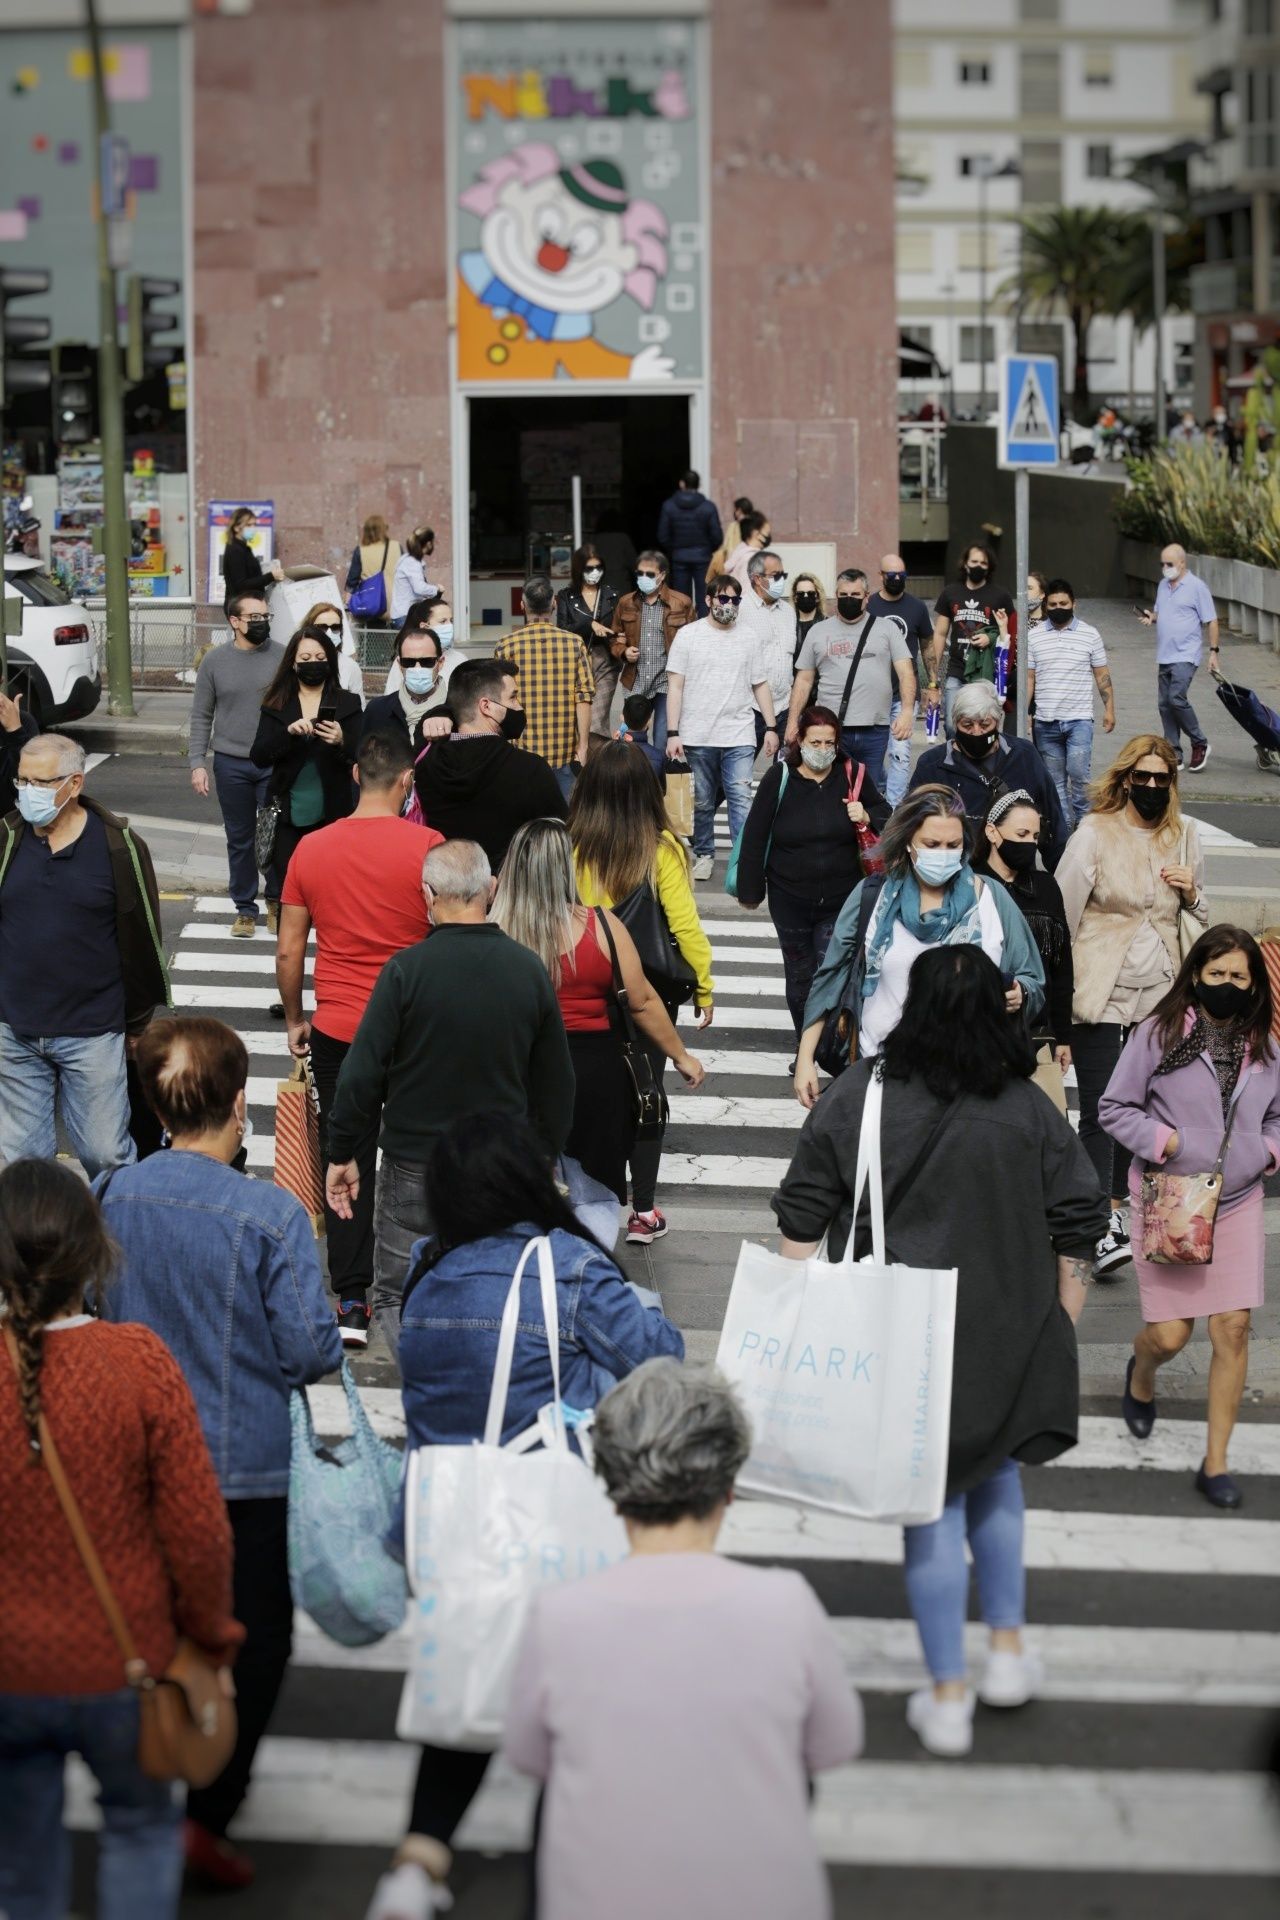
998, 353, 1060, 467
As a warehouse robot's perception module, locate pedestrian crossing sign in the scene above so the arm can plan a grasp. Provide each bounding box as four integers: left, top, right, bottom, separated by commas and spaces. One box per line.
998, 353, 1060, 468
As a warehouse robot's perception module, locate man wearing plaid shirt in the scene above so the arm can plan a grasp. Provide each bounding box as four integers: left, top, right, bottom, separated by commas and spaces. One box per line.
495, 575, 595, 797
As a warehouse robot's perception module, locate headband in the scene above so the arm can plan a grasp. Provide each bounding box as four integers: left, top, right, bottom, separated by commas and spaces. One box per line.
986, 788, 1037, 828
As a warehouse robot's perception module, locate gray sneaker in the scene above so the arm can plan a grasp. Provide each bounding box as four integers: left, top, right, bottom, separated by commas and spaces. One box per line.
692, 854, 714, 882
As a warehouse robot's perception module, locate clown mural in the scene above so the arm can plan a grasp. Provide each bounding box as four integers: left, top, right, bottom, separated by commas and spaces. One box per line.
457, 144, 676, 383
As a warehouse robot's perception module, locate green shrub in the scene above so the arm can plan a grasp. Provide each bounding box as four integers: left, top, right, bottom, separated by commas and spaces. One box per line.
1114, 446, 1280, 569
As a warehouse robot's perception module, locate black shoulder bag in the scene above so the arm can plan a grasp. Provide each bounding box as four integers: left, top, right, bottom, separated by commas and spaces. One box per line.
813, 876, 886, 1080
610, 881, 698, 1006
594, 908, 670, 1140
834, 615, 875, 733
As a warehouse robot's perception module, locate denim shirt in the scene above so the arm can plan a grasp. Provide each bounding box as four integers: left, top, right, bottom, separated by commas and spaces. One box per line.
399, 1225, 685, 1451
93, 1151, 343, 1499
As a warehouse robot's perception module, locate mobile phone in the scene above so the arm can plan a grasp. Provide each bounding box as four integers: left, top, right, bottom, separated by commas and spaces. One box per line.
1133, 605, 1149, 618
317, 702, 337, 726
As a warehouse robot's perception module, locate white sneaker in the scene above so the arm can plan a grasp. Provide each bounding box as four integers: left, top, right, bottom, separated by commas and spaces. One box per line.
978, 1648, 1043, 1709
692, 854, 714, 882
365, 1863, 452, 1920
905, 1687, 974, 1757
1092, 1207, 1132, 1279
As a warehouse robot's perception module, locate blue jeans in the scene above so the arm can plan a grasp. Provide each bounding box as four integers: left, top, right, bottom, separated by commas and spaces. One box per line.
0, 1026, 134, 1178
838, 724, 890, 793
212, 750, 275, 916
902, 1457, 1026, 1683
0, 1689, 182, 1920
553, 763, 579, 802
1033, 716, 1095, 829
884, 697, 911, 808
685, 742, 755, 858
670, 560, 709, 617
649, 691, 669, 756
1157, 661, 1205, 750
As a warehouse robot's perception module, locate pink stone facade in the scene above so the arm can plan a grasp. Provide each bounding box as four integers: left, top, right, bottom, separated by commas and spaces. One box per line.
193, 0, 895, 601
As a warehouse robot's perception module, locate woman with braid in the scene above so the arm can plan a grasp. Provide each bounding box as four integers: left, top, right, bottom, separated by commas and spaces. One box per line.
0, 1158, 240, 1920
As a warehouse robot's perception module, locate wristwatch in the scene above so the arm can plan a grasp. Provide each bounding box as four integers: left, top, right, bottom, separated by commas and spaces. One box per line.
667, 728, 680, 736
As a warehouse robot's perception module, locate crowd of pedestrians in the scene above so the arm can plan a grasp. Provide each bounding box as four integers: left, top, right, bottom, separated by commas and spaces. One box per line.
1, 492, 1277, 1920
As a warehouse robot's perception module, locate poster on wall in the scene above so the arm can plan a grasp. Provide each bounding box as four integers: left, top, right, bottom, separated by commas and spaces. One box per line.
453, 17, 704, 385
207, 500, 274, 600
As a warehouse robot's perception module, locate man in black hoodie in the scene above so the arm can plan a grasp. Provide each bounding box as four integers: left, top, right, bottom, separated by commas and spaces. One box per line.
413, 657, 566, 870
656, 469, 723, 617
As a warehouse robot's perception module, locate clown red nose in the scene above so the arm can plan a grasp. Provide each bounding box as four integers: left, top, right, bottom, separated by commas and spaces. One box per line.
538, 240, 571, 273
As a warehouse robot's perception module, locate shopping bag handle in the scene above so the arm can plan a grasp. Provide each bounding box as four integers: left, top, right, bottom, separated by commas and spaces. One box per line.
847, 1070, 886, 1265
484, 1235, 564, 1450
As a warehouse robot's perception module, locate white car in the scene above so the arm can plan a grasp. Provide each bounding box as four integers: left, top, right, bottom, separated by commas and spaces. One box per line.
2, 556, 101, 727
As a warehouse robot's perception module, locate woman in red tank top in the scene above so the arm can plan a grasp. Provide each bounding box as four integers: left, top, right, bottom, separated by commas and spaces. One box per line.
492, 821, 705, 1202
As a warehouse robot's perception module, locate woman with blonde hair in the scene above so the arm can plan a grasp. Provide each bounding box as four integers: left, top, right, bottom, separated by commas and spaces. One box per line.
1056, 734, 1208, 1279
220, 505, 282, 614
570, 743, 714, 1242
345, 514, 402, 624
299, 599, 364, 699
492, 818, 705, 1207
391, 526, 443, 625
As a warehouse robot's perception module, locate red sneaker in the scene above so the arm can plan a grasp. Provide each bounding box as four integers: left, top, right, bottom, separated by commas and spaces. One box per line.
184, 1819, 255, 1889
626, 1208, 668, 1244
1188, 740, 1211, 772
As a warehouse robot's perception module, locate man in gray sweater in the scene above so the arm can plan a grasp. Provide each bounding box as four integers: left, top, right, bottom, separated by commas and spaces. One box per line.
189, 591, 283, 935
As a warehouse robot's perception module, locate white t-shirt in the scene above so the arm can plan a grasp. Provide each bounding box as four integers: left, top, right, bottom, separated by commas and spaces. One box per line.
736, 592, 798, 713
1027, 616, 1106, 722
667, 617, 771, 748
859, 888, 1007, 1056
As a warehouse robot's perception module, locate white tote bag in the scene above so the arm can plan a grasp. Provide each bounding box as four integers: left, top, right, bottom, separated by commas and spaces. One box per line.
397, 1235, 628, 1751
715, 1073, 957, 1525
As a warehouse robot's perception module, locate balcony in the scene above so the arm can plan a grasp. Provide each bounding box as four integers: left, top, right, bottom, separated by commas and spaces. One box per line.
1191, 255, 1280, 313
1189, 134, 1242, 196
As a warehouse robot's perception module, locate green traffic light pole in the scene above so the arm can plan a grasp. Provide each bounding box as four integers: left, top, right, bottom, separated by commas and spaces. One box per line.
85, 0, 134, 717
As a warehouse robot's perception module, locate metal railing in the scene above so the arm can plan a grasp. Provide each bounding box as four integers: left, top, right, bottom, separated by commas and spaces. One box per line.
84, 602, 398, 693
898, 418, 947, 502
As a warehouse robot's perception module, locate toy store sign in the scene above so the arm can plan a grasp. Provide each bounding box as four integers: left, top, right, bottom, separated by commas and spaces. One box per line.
453, 17, 705, 385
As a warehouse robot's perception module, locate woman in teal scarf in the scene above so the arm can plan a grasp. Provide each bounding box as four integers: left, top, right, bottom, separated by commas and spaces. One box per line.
793, 784, 1044, 1107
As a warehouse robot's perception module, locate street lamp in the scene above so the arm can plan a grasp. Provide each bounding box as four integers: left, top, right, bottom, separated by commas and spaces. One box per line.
974, 156, 1020, 418
939, 277, 958, 419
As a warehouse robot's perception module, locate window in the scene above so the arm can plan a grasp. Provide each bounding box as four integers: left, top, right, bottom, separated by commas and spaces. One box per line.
959, 59, 992, 84
957, 228, 1000, 271
895, 44, 931, 87
898, 230, 935, 273
959, 324, 997, 364
1020, 322, 1063, 359
1087, 143, 1113, 179
1083, 46, 1113, 87
1021, 138, 1063, 204
1020, 46, 1061, 118
959, 153, 996, 177
909, 324, 934, 349
1020, 0, 1059, 22
896, 141, 932, 193
1245, 0, 1275, 39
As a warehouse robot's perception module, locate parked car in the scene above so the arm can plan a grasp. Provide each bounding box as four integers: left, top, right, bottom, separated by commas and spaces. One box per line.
2, 556, 101, 727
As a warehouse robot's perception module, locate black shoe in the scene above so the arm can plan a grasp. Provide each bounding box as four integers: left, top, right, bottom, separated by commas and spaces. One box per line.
1121, 1355, 1156, 1439
1195, 1461, 1242, 1509
336, 1299, 371, 1350
1093, 1209, 1132, 1279
268, 1000, 286, 1020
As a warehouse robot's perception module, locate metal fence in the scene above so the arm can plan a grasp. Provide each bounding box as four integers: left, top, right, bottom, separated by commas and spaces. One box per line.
83, 602, 398, 693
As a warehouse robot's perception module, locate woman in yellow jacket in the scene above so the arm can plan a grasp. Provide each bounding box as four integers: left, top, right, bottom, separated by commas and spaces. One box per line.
570, 742, 714, 1245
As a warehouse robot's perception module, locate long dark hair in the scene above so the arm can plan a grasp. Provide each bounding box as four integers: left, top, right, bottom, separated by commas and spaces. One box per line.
568, 739, 676, 900
1151, 924, 1275, 1059
0, 1160, 117, 1455
570, 542, 605, 593
262, 624, 341, 710
880, 946, 1036, 1100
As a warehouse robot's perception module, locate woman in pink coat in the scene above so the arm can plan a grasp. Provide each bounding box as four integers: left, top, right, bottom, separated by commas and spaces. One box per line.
1099, 924, 1280, 1509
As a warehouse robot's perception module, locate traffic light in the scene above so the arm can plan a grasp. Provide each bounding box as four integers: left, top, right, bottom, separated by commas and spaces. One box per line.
126, 275, 182, 383
0, 268, 52, 405
52, 343, 95, 447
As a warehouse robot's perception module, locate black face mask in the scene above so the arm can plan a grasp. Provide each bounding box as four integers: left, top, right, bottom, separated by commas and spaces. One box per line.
955, 728, 997, 760
1195, 979, 1253, 1023
296, 661, 329, 687
965, 566, 989, 586
836, 594, 865, 620
1127, 782, 1168, 821
994, 836, 1037, 872
883, 573, 906, 595
795, 592, 818, 614
1046, 606, 1073, 629
243, 617, 270, 645
499, 704, 527, 742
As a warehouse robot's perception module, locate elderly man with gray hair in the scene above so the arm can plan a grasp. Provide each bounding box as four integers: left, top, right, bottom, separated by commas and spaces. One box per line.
0, 732, 167, 1175
326, 838, 575, 1353
909, 681, 1070, 870
504, 1359, 864, 1920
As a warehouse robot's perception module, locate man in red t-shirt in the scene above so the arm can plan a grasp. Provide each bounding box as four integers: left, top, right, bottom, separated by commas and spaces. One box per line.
277, 728, 442, 1348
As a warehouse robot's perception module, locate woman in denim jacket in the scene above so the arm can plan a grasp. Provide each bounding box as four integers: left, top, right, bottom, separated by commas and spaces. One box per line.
367, 1113, 683, 1920
94, 1016, 343, 1892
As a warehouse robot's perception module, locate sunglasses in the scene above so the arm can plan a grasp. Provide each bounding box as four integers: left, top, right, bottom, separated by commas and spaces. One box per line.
1129, 769, 1173, 789
714, 595, 740, 606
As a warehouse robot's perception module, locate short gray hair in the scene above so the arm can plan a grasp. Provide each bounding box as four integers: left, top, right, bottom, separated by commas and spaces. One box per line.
591, 1361, 751, 1524
952, 682, 1004, 729
522, 574, 554, 616
836, 567, 869, 590
423, 838, 491, 902
746, 548, 778, 581
23, 733, 86, 777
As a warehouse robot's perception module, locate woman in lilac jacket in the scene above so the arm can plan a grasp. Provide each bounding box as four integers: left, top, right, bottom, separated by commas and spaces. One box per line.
1099, 925, 1280, 1509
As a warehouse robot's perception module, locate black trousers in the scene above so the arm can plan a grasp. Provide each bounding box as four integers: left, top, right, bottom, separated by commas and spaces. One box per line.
408, 1746, 492, 1845
187, 1496, 293, 1838
767, 881, 851, 1040
309, 1024, 377, 1301
1071, 1019, 1133, 1205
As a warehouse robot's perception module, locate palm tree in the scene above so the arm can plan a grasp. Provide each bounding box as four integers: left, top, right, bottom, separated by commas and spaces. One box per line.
999, 207, 1146, 422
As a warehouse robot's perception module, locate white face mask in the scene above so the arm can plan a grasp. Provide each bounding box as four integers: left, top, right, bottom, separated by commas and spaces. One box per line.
583, 568, 603, 586
636, 572, 659, 595
1162, 563, 1179, 580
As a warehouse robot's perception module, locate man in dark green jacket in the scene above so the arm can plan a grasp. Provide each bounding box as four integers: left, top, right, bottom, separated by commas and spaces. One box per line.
326, 836, 575, 1354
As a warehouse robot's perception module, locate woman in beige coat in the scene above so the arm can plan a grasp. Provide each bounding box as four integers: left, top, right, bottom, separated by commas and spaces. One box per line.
1056, 734, 1207, 1279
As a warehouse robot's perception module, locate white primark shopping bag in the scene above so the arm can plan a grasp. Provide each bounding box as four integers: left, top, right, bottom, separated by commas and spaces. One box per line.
397, 1235, 628, 1751
716, 1073, 957, 1524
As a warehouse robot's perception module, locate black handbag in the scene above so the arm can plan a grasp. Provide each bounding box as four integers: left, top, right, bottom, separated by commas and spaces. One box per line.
610, 880, 697, 1006
594, 909, 670, 1141
254, 796, 282, 872
812, 878, 885, 1081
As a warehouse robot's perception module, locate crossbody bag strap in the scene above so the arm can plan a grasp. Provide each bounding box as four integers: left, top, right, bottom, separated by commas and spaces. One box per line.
1211, 1089, 1241, 1179
122, 825, 172, 1009
1, 1325, 147, 1682
381, 539, 390, 574
593, 906, 641, 1049
834, 615, 875, 733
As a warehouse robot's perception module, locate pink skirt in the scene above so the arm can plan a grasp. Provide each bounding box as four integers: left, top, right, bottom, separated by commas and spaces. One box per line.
1128, 1176, 1265, 1322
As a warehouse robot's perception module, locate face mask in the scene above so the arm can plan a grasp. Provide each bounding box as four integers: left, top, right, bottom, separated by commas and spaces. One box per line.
583, 568, 603, 586
636, 572, 659, 595
1046, 606, 1073, 629
296, 661, 329, 687
955, 727, 997, 759
883, 573, 906, 595
499, 704, 527, 741
795, 591, 818, 613
994, 836, 1037, 872
433, 622, 454, 648
836, 594, 865, 620
1027, 595, 1043, 611
800, 743, 838, 772
1161, 563, 1179, 580
1195, 979, 1253, 1023
17, 780, 68, 829
1127, 782, 1168, 821
237, 525, 254, 541
711, 601, 738, 626
243, 616, 270, 645
403, 665, 436, 697
965, 566, 988, 586
764, 576, 788, 601
912, 846, 964, 887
